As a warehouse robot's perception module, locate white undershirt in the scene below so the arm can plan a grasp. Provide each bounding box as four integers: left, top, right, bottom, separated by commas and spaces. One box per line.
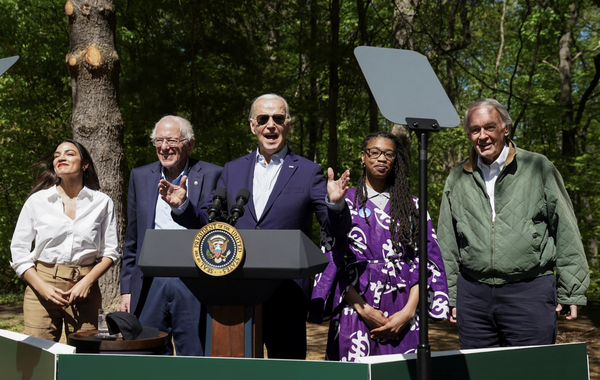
477, 144, 509, 221
366, 185, 390, 210
253, 146, 287, 220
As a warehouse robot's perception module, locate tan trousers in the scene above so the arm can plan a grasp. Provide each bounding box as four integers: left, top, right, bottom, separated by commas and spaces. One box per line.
23, 262, 101, 342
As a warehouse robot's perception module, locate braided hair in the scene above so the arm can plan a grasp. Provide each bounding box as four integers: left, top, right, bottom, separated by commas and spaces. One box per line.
353, 131, 419, 254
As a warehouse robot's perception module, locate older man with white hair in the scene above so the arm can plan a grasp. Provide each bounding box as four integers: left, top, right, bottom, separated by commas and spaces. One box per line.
438, 99, 589, 349
120, 115, 222, 356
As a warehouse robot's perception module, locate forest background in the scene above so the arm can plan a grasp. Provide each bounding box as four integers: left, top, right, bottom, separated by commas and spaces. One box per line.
0, 0, 599, 306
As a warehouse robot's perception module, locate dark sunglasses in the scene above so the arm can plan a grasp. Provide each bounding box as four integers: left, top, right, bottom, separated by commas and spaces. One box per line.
254, 114, 287, 126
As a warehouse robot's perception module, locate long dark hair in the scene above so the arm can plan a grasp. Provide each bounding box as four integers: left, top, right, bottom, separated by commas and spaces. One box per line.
29, 139, 100, 197
354, 131, 419, 253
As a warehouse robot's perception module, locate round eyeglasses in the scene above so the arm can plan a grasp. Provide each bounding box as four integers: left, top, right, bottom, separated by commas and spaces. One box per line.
153, 138, 188, 147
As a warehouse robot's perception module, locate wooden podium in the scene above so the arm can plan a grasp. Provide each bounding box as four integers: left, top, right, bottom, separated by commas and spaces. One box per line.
138, 229, 328, 358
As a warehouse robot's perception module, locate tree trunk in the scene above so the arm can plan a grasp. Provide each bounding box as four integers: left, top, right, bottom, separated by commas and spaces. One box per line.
556, 3, 598, 260
492, 0, 507, 97
559, 3, 576, 157
305, 0, 322, 163
510, 23, 542, 141
327, 0, 340, 172
65, 0, 125, 308
189, 0, 197, 127
357, 0, 378, 133
393, 0, 415, 51
391, 0, 417, 167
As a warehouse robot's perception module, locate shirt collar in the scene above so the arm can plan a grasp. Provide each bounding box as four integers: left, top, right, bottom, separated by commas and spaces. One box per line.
366, 184, 390, 200
161, 158, 190, 184
256, 145, 288, 165
46, 184, 93, 201
78, 186, 93, 200
477, 143, 509, 171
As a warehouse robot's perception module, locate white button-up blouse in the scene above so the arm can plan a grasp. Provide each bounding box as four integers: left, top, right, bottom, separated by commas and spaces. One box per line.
10, 185, 120, 277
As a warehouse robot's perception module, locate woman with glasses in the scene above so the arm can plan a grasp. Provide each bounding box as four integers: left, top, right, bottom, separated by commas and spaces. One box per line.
11, 139, 119, 341
310, 131, 449, 361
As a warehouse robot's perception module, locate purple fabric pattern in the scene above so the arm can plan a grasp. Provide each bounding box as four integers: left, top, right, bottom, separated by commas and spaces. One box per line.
310, 188, 449, 361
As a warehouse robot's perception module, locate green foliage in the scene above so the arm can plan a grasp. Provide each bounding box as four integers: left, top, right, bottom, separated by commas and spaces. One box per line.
586, 270, 600, 304
1, 0, 599, 300
0, 0, 72, 293
0, 293, 23, 306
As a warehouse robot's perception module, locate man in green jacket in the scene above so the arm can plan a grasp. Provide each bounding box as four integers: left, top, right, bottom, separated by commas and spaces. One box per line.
437, 98, 589, 349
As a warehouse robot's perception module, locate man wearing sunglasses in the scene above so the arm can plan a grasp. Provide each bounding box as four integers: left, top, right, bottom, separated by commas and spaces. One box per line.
120, 115, 222, 356
161, 93, 351, 359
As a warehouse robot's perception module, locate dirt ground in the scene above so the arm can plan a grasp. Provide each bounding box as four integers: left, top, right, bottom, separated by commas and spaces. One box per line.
307, 304, 600, 379
3, 303, 599, 378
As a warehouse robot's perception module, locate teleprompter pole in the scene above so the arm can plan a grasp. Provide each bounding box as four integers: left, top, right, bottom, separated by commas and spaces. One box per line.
353, 45, 460, 380
406, 118, 440, 380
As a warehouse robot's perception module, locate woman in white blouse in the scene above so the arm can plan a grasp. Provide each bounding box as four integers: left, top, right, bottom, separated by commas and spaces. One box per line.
11, 139, 119, 341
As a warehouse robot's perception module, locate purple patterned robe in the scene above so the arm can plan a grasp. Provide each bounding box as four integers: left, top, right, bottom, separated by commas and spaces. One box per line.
310, 188, 449, 361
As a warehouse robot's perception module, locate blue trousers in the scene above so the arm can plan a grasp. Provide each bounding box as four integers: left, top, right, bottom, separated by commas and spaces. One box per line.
138, 277, 205, 356
456, 272, 557, 349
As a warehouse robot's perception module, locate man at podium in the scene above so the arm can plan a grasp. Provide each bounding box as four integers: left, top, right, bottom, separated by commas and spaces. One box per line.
160, 94, 351, 359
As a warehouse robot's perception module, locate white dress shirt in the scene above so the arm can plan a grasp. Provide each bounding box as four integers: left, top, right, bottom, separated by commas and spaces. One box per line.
155, 159, 189, 230
174, 145, 345, 216
253, 146, 288, 220
10, 185, 120, 277
477, 144, 509, 221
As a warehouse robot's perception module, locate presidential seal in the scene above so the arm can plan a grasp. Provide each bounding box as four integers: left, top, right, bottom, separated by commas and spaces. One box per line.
192, 222, 244, 277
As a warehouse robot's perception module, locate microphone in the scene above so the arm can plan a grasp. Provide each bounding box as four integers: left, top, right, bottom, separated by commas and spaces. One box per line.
228, 188, 251, 226
208, 188, 227, 223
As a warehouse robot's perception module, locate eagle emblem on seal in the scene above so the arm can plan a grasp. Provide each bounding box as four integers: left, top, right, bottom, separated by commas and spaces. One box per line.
206, 234, 230, 263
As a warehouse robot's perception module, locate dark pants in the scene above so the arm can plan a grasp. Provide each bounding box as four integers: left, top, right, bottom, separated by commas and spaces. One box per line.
456, 272, 557, 349
138, 277, 205, 356
262, 279, 309, 359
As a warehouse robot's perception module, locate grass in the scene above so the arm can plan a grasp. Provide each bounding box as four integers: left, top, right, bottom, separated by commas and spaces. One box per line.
0, 292, 24, 333
0, 317, 24, 332
0, 293, 23, 306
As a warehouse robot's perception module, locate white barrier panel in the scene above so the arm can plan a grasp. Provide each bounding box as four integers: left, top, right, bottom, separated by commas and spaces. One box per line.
0, 329, 75, 380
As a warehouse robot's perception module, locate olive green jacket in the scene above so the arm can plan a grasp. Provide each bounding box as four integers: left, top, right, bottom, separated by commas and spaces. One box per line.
438, 141, 589, 306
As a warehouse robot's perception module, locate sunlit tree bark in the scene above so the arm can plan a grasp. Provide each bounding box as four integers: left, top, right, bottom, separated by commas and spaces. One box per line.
65, 0, 124, 307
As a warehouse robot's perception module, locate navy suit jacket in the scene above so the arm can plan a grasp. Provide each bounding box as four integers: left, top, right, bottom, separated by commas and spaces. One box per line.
121, 159, 222, 315
174, 149, 350, 296
176, 149, 349, 231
